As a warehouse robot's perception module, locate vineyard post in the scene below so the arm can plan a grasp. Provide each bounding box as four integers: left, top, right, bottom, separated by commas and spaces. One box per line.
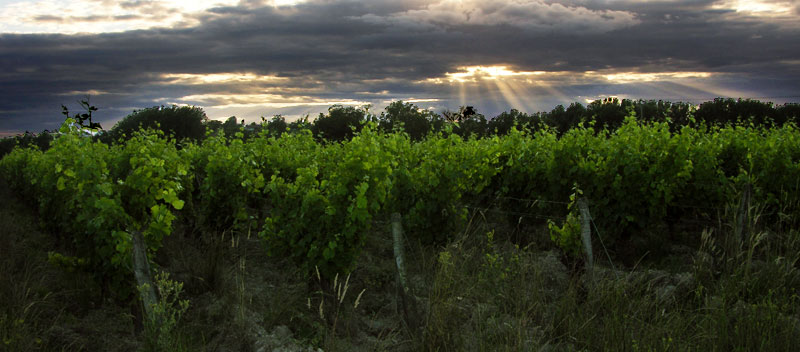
735, 183, 752, 245
391, 212, 421, 335
132, 230, 157, 323
577, 198, 594, 273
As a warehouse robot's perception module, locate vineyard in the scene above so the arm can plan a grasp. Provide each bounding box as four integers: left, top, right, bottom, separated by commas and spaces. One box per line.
2, 112, 800, 350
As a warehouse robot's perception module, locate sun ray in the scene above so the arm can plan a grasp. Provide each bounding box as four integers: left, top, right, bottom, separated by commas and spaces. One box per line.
458, 81, 467, 107
504, 78, 540, 113
493, 79, 528, 112
482, 78, 504, 113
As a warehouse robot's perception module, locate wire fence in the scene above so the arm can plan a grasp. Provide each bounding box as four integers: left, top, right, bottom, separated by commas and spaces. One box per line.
459, 192, 744, 230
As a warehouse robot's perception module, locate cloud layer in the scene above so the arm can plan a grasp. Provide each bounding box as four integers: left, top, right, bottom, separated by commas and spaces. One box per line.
0, 0, 799, 134
358, 0, 640, 33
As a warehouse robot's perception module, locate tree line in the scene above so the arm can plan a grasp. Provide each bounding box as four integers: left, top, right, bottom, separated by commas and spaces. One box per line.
2, 97, 800, 157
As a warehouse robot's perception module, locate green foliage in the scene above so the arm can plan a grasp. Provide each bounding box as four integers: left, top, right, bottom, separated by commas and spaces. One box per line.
547, 188, 583, 257
189, 132, 264, 232
391, 131, 502, 243
0, 120, 189, 298
4, 101, 800, 296
260, 125, 395, 278
496, 116, 800, 253
108, 130, 191, 254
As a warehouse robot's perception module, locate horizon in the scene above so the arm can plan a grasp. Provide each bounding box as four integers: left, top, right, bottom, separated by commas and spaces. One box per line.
1, 0, 799, 135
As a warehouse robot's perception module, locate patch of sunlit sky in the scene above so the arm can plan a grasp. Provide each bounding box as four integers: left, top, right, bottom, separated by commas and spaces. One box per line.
426, 65, 714, 84
712, 0, 794, 14
160, 73, 289, 85
0, 0, 306, 34
440, 66, 547, 83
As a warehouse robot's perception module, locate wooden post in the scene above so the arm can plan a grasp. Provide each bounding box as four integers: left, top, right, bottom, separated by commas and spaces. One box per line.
577, 198, 594, 272
735, 183, 752, 245
391, 212, 420, 335
131, 230, 157, 323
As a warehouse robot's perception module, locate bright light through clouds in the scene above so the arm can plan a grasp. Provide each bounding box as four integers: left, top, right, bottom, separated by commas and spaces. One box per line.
427, 66, 714, 85
419, 65, 739, 114
440, 66, 547, 83
0, 0, 308, 34
602, 71, 713, 83
712, 0, 794, 14
167, 92, 370, 109
160, 73, 288, 85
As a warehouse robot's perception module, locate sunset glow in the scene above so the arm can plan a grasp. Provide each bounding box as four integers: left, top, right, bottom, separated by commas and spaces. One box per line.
443, 66, 547, 83
602, 71, 713, 83
160, 73, 288, 85
712, 0, 794, 14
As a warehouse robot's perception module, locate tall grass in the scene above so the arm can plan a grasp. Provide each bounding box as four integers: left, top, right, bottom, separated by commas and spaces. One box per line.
418, 205, 800, 351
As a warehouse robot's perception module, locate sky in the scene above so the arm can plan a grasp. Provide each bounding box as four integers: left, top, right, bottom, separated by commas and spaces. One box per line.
1, 0, 799, 135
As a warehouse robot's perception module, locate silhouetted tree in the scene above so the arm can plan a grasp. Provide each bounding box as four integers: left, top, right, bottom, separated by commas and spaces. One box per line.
204, 119, 223, 133
545, 103, 586, 135
0, 131, 54, 158
288, 115, 311, 133
695, 98, 776, 126
221, 116, 242, 137
109, 105, 207, 143
379, 101, 438, 140
586, 98, 632, 132
263, 115, 288, 136
448, 106, 487, 138
311, 105, 368, 142
488, 109, 546, 135
776, 103, 800, 125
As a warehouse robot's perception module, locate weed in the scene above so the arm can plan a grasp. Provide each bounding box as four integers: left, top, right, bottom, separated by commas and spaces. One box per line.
308, 266, 367, 350
139, 272, 190, 352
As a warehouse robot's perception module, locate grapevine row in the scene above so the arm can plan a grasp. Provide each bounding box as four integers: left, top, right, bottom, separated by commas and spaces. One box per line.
2, 117, 799, 297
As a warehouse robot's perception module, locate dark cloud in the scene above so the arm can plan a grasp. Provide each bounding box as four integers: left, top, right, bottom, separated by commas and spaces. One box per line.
1, 0, 799, 133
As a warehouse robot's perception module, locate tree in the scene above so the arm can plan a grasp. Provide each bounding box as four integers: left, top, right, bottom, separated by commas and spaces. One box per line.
545, 103, 586, 134
586, 98, 631, 132
694, 98, 775, 126
379, 101, 437, 140
221, 116, 242, 137
109, 105, 207, 143
487, 109, 544, 135
263, 115, 288, 137
776, 103, 800, 126
311, 105, 369, 142
288, 115, 311, 133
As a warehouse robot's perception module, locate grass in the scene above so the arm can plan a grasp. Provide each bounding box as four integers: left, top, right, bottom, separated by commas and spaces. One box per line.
2, 174, 799, 351
0, 177, 71, 351
417, 223, 800, 351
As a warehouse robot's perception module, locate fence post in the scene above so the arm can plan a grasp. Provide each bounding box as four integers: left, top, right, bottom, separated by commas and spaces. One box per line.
391, 212, 420, 335
131, 230, 157, 323
577, 198, 594, 272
